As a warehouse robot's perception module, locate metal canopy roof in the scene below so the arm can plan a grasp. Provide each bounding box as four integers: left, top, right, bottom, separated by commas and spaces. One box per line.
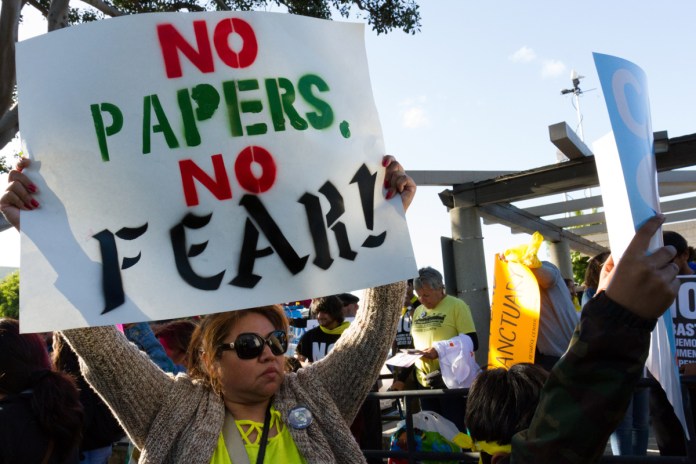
409, 128, 696, 257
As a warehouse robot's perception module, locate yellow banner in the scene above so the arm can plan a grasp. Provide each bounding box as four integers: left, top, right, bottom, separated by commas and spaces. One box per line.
488, 255, 540, 369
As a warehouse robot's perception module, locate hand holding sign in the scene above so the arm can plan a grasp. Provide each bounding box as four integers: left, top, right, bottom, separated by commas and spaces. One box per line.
599, 214, 680, 320
382, 155, 416, 213
0, 157, 35, 229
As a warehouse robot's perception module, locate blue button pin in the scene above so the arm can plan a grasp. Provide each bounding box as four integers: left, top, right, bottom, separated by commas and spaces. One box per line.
288, 406, 313, 429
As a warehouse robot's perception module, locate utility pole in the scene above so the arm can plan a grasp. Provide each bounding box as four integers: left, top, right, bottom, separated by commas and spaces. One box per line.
561, 69, 586, 142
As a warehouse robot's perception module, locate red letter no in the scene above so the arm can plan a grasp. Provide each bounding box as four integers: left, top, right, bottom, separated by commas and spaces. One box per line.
235, 146, 276, 194
214, 18, 258, 69
179, 154, 232, 207
158, 18, 257, 79
157, 21, 214, 79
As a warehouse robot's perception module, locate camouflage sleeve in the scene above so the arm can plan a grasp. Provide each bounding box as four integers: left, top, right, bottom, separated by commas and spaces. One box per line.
511, 292, 657, 463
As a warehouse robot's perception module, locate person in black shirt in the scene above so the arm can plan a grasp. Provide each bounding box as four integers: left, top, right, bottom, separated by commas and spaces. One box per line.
295, 296, 349, 364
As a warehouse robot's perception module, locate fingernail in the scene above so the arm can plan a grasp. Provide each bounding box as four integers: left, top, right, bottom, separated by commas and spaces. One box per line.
384, 179, 390, 188
27, 184, 37, 193
31, 199, 40, 208
382, 157, 389, 167
386, 190, 394, 200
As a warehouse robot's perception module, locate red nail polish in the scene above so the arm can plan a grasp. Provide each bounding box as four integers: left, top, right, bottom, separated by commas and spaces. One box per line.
31, 199, 40, 208
382, 158, 389, 167
386, 190, 394, 200
27, 184, 37, 193
384, 179, 390, 188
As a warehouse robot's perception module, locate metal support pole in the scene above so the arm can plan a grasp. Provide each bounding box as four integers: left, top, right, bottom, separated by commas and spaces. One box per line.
440, 237, 457, 296
547, 240, 573, 281
448, 206, 490, 366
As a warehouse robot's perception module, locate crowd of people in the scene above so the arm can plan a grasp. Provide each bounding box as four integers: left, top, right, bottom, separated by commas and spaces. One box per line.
0, 155, 693, 464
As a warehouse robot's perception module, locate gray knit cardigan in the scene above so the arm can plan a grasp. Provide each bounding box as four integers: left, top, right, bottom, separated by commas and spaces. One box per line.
61, 281, 405, 464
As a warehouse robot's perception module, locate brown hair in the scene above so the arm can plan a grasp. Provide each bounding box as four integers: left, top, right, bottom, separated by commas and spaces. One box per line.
187, 306, 288, 395
583, 251, 610, 289
310, 295, 345, 324
154, 319, 198, 370
466, 363, 548, 446
0, 318, 84, 461
52, 332, 77, 375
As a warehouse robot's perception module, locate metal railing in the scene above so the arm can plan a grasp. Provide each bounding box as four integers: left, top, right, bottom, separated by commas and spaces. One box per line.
360, 377, 696, 463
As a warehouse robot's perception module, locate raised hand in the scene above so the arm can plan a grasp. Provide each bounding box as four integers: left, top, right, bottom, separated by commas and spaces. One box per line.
602, 214, 680, 320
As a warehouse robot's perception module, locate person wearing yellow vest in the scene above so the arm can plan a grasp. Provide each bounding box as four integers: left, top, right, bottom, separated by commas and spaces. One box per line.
1, 155, 416, 464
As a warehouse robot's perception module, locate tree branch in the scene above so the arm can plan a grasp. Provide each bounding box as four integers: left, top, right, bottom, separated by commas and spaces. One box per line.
214, 0, 230, 11
169, 2, 205, 11
0, 0, 21, 114
0, 104, 19, 151
47, 0, 70, 31
25, 0, 50, 17
80, 0, 124, 17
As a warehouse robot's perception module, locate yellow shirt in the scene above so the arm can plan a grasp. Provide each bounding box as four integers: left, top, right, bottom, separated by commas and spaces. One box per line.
210, 408, 306, 464
411, 295, 476, 386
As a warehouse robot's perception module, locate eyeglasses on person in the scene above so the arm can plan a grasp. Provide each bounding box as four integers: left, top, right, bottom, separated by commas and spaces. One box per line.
217, 330, 288, 359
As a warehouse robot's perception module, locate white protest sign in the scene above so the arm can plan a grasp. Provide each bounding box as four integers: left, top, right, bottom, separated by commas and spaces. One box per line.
16, 11, 416, 332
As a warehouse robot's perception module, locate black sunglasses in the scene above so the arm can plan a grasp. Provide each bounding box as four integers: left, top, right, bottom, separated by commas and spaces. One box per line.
218, 330, 288, 360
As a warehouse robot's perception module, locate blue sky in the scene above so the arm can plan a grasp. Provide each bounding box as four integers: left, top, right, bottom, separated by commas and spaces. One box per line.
361, 0, 696, 280
2, 0, 696, 289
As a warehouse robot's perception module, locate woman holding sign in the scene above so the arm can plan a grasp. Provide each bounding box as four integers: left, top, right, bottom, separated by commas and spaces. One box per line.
1, 155, 416, 464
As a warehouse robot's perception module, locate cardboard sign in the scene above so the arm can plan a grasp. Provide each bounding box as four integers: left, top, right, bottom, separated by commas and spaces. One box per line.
487, 255, 540, 369
15, 12, 416, 332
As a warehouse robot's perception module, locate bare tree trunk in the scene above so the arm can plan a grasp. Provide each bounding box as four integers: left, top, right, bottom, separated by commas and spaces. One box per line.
47, 0, 70, 32
0, 0, 21, 124
0, 0, 22, 151
0, 0, 71, 151
0, 105, 19, 149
